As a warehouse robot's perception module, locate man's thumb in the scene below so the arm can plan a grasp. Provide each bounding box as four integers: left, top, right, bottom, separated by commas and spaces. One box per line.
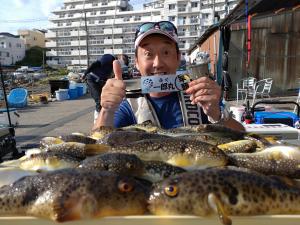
113, 60, 123, 80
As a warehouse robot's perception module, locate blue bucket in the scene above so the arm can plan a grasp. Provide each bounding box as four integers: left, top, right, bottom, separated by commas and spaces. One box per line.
68, 88, 78, 100
77, 86, 84, 97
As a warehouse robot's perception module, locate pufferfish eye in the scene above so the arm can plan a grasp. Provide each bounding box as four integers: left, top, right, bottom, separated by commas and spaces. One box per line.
164, 185, 179, 197
118, 180, 134, 193
126, 162, 134, 169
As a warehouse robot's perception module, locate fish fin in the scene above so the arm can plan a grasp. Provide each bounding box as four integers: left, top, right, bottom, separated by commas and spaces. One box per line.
269, 175, 300, 188
53, 193, 97, 222
208, 193, 232, 225
85, 144, 111, 155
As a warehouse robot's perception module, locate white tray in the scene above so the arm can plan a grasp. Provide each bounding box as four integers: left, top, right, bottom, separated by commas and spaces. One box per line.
1, 215, 300, 225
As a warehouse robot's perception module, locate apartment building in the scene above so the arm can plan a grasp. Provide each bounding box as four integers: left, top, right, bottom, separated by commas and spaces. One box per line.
0, 33, 25, 66
46, 0, 238, 68
18, 29, 46, 49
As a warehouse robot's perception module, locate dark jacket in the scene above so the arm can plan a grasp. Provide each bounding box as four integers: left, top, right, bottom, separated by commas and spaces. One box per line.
84, 54, 116, 83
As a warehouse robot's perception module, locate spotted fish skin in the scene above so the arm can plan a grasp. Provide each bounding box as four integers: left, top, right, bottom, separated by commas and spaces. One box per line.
228, 146, 300, 178
0, 169, 150, 222
78, 153, 145, 177
143, 161, 186, 182
46, 142, 87, 159
98, 130, 171, 146
228, 154, 300, 178
110, 138, 228, 168
59, 135, 97, 144
149, 167, 300, 220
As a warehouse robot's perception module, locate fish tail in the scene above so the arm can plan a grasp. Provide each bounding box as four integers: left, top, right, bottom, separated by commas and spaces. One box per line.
85, 144, 111, 155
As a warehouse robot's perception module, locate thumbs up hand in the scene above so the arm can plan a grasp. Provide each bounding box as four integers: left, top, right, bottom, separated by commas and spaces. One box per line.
100, 60, 126, 112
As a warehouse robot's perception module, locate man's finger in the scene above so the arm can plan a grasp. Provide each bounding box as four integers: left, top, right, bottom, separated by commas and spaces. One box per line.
113, 60, 123, 80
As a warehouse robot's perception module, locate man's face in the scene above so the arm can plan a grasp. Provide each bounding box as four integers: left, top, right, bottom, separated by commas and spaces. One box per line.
135, 34, 181, 76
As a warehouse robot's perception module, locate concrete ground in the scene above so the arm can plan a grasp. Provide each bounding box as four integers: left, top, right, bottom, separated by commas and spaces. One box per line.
14, 95, 94, 149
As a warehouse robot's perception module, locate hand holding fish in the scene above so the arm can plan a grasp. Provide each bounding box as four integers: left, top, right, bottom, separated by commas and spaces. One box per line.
185, 76, 222, 120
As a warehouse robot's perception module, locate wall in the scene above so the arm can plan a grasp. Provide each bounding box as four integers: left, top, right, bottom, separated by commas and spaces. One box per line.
229, 8, 300, 96
198, 30, 220, 75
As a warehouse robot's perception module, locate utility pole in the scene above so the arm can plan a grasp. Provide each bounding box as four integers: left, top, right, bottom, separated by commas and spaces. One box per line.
84, 11, 90, 67
212, 0, 215, 24
112, 0, 118, 55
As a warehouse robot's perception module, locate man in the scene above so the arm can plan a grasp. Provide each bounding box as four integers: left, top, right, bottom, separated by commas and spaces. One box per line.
82, 54, 116, 123
94, 21, 244, 131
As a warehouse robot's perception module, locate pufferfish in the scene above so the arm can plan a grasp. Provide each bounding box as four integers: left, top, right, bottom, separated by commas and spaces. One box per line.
0, 169, 150, 222
149, 167, 300, 225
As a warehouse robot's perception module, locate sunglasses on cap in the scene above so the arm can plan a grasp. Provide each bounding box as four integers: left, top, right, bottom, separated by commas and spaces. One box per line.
134, 21, 178, 40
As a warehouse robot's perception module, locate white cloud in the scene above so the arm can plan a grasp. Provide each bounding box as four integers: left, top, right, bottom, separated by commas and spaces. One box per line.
13, 0, 25, 8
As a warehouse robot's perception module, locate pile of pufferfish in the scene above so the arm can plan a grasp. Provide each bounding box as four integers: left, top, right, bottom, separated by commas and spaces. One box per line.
0, 121, 300, 225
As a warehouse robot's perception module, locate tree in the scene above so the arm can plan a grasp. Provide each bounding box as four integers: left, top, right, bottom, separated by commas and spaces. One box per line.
15, 46, 48, 67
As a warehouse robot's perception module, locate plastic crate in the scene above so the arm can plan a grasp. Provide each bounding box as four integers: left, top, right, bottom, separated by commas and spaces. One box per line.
7, 88, 28, 108
55, 89, 69, 101
76, 86, 84, 97
254, 111, 299, 127
68, 88, 78, 100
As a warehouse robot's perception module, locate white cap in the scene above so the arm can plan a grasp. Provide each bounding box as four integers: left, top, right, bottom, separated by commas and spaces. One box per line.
134, 28, 179, 49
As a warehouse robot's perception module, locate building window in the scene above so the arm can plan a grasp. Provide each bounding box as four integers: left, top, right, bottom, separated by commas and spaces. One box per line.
9, 43, 11, 48
91, 11, 97, 16
70, 5, 75, 9
178, 4, 186, 12
134, 16, 141, 21
191, 2, 198, 8
190, 15, 198, 23
92, 3, 98, 7
203, 14, 209, 19
168, 16, 175, 22
66, 22, 72, 26
7, 52, 9, 57
169, 4, 176, 10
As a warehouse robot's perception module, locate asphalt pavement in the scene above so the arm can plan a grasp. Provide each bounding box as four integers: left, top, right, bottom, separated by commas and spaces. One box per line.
14, 95, 94, 149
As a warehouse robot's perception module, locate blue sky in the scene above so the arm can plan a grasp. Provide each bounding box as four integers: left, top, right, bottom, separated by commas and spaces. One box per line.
0, 0, 144, 35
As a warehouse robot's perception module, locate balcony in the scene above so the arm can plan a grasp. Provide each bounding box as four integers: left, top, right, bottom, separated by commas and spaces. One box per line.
46, 51, 57, 57
45, 32, 57, 39
70, 30, 86, 37
71, 50, 87, 56
70, 40, 87, 46
46, 42, 57, 48
104, 39, 113, 45
104, 29, 113, 35
71, 59, 88, 65
113, 38, 123, 45
104, 48, 123, 55
201, 8, 213, 14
